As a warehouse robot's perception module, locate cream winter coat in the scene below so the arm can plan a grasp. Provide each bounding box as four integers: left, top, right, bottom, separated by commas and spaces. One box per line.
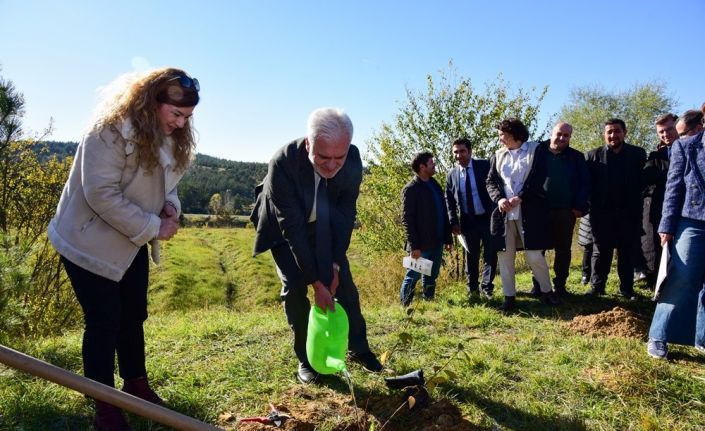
48, 120, 184, 282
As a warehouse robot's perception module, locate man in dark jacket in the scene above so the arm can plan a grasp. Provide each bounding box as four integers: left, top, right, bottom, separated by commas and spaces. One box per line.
635, 113, 679, 287
445, 138, 497, 300
586, 118, 647, 299
400, 152, 452, 306
250, 108, 382, 384
530, 122, 590, 295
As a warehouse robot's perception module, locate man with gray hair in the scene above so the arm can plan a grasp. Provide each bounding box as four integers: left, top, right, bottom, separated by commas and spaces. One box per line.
676, 110, 704, 138
251, 108, 383, 384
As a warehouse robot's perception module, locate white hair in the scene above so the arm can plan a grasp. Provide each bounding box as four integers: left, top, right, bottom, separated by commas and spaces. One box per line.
306, 107, 353, 147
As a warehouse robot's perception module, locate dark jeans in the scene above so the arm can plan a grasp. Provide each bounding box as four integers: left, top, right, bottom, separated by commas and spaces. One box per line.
61, 246, 149, 388
461, 213, 497, 293
400, 246, 443, 305
271, 243, 370, 364
590, 209, 639, 293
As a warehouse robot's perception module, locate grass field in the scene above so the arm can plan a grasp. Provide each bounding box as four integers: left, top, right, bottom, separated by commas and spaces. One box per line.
1, 227, 704, 431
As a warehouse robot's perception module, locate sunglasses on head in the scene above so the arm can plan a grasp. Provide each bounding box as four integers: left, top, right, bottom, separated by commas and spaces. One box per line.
169, 73, 200, 92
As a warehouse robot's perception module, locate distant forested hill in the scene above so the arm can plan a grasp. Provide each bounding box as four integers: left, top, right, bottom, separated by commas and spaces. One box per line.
33, 141, 78, 162
179, 154, 267, 214
36, 141, 267, 214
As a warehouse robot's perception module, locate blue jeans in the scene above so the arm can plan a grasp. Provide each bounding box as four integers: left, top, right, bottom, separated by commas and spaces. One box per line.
648, 218, 705, 347
400, 246, 443, 306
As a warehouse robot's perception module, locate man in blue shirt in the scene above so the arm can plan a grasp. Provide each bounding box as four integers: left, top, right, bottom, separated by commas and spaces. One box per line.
445, 138, 497, 300
400, 152, 452, 306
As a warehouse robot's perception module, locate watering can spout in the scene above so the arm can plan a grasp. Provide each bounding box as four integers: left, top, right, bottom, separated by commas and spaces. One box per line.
325, 357, 346, 372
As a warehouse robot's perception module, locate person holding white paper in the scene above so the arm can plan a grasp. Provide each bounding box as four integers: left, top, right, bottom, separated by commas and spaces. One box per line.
400, 152, 452, 306
646, 124, 705, 360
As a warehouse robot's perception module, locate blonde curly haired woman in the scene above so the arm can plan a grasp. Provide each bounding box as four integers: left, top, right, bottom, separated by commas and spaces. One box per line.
48, 67, 199, 430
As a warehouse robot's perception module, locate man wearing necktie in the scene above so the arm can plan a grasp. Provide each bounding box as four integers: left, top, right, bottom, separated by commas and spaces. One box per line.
445, 138, 497, 300
251, 108, 382, 384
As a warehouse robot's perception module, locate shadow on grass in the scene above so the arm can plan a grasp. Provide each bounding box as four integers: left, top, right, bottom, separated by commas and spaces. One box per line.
445, 380, 588, 431
504, 290, 655, 324
0, 406, 89, 431
667, 349, 705, 365
315, 373, 586, 431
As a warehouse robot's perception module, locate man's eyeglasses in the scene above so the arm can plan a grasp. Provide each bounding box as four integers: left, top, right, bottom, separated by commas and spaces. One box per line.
170, 73, 200, 92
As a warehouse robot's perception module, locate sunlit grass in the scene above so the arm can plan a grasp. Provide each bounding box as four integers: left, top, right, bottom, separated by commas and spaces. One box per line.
2, 227, 704, 431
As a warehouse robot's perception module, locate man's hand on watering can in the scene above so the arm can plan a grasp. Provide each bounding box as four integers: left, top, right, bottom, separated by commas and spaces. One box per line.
312, 281, 335, 312
329, 263, 340, 297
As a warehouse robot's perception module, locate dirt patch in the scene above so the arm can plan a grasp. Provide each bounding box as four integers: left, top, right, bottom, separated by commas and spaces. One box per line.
567, 306, 648, 339
220, 385, 484, 431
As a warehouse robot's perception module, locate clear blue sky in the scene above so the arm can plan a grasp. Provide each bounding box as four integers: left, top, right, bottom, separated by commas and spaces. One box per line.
2, 0, 704, 162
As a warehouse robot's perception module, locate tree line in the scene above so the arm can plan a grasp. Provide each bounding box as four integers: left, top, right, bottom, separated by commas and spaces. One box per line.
0, 62, 680, 340
34, 142, 268, 214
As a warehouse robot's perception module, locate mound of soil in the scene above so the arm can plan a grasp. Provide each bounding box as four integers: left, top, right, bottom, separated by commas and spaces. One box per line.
567, 306, 648, 339
222, 385, 483, 431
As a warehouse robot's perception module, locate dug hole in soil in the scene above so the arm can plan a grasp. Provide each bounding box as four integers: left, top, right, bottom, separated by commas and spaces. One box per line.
222, 386, 484, 431
567, 306, 649, 339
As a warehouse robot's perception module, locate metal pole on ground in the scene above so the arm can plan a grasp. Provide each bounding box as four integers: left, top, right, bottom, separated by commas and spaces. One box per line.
0, 344, 224, 431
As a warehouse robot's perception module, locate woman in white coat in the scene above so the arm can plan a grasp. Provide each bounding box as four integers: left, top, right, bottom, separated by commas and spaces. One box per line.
48, 67, 199, 430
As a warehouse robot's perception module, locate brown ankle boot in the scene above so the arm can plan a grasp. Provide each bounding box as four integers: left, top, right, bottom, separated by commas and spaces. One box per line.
121, 376, 164, 405
94, 401, 132, 431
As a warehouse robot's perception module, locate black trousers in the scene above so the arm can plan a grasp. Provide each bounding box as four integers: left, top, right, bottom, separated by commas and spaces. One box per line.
461, 213, 497, 292
271, 242, 371, 364
61, 246, 149, 388
531, 208, 576, 290
581, 244, 593, 280
590, 209, 639, 293
549, 209, 577, 287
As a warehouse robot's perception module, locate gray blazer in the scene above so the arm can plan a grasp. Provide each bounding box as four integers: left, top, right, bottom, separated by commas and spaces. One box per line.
250, 138, 362, 284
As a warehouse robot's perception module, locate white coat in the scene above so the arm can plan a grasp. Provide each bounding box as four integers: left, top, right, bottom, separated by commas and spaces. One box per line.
48, 120, 184, 282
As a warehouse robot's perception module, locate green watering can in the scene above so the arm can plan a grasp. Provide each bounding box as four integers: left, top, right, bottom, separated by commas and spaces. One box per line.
306, 302, 349, 374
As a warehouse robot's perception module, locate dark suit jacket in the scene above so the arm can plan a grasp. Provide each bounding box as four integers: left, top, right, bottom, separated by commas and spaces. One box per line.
486, 141, 552, 251
401, 176, 452, 252
586, 143, 646, 239
250, 138, 362, 285
643, 145, 670, 225
445, 159, 493, 232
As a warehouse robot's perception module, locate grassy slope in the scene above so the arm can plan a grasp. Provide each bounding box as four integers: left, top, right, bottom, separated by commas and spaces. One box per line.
1, 228, 704, 431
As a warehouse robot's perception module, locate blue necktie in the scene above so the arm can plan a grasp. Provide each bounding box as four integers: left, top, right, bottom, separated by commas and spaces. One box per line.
316, 179, 333, 286
465, 168, 475, 217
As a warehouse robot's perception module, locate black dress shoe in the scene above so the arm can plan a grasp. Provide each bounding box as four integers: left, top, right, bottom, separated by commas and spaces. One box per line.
499, 296, 515, 312
297, 362, 319, 384
349, 351, 383, 372
540, 291, 561, 306
585, 286, 605, 297
619, 289, 636, 300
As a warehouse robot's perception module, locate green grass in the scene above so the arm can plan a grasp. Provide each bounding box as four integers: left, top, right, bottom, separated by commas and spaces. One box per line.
1, 227, 704, 430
